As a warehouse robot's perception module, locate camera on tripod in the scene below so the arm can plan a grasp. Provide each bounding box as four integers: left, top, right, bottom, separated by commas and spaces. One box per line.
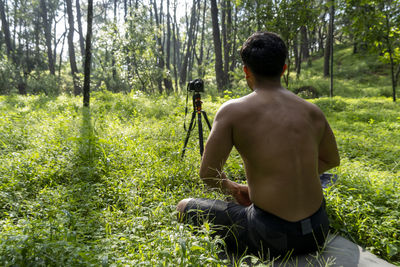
187, 78, 204, 93
182, 78, 212, 159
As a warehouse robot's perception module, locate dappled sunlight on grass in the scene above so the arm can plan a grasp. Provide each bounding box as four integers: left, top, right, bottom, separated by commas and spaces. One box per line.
288, 45, 393, 99
0, 92, 398, 265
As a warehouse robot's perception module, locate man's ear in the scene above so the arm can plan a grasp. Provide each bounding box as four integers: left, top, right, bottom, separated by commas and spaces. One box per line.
281, 64, 287, 77
243, 65, 250, 78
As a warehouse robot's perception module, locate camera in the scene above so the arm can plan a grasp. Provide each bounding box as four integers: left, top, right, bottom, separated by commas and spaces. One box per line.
187, 78, 204, 93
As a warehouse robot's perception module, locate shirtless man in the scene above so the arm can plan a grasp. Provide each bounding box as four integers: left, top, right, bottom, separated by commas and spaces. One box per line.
176, 32, 340, 257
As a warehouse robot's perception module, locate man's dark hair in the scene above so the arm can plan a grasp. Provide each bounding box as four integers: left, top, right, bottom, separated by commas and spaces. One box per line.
240, 32, 287, 79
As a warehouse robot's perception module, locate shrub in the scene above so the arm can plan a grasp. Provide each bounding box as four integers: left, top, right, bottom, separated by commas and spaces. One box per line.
27, 73, 60, 95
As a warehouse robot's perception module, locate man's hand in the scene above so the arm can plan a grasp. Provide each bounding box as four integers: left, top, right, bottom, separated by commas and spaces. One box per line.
230, 182, 252, 206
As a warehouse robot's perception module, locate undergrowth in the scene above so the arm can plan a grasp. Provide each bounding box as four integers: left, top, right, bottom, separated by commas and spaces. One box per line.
0, 92, 399, 266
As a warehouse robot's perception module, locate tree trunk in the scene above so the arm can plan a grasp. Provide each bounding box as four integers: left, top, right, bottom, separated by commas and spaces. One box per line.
318, 12, 326, 54
283, 41, 291, 87
221, 0, 227, 78
294, 35, 300, 77
83, 0, 93, 107
222, 0, 232, 87
179, 0, 196, 88
125, 0, 132, 82
309, 28, 316, 54
329, 0, 334, 97
385, 10, 396, 102
66, 0, 81, 95
0, 0, 13, 57
1, 0, 26, 94
172, 0, 179, 91
230, 4, 238, 73
12, 0, 16, 52
300, 25, 309, 61
166, 0, 171, 71
0, 29, 3, 51
188, 1, 200, 82
153, 0, 173, 94
52, 16, 58, 69
40, 0, 55, 75
210, 0, 225, 92
24, 19, 33, 74
197, 0, 206, 77
165, 0, 174, 93
58, 31, 67, 78
152, 0, 163, 93
323, 24, 331, 77
112, 0, 117, 84
76, 0, 85, 59
123, 0, 127, 20
34, 12, 41, 64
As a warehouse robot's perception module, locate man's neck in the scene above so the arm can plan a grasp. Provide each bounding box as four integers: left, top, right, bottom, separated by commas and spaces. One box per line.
252, 79, 283, 91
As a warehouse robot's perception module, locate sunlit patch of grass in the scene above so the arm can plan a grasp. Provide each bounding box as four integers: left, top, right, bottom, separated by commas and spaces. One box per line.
284, 45, 393, 99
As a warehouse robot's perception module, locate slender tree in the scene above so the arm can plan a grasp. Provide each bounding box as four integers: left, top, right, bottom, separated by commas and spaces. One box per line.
179, 0, 197, 88
196, 0, 206, 78
40, 0, 55, 75
222, 0, 232, 87
166, 0, 171, 71
210, 0, 225, 92
329, 0, 334, 97
66, 0, 80, 95
111, 0, 117, 84
76, 0, 85, 59
0, 0, 13, 58
172, 0, 180, 90
153, 0, 173, 93
324, 0, 334, 78
83, 0, 93, 107
300, 26, 310, 60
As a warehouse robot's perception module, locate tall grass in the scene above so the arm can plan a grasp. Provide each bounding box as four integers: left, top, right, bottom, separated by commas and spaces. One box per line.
0, 91, 398, 266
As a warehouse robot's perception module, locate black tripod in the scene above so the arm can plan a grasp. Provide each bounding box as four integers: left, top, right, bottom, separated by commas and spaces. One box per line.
181, 92, 212, 158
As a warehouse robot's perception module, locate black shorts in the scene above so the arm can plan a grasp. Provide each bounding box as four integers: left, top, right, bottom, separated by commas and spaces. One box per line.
183, 198, 329, 258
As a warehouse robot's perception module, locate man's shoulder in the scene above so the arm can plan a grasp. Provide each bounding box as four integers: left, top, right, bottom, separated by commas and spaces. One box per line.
294, 97, 328, 128
290, 92, 324, 116
218, 97, 247, 112
215, 97, 248, 122
303, 99, 325, 119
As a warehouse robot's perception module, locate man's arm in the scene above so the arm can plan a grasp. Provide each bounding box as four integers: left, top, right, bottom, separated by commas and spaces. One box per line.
199, 102, 251, 206
318, 119, 340, 174
199, 102, 233, 189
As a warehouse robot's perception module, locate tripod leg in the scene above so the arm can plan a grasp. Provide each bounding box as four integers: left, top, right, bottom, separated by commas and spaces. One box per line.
202, 111, 212, 131
181, 111, 196, 159
197, 112, 204, 156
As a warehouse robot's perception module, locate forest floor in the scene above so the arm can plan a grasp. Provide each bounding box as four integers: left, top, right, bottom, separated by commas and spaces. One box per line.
0, 48, 399, 266
0, 91, 399, 266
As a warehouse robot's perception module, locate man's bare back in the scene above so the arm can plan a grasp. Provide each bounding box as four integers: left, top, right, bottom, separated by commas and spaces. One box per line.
201, 86, 339, 221
177, 31, 340, 257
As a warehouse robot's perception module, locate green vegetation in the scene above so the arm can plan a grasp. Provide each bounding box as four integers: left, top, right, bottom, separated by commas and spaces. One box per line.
0, 46, 399, 266
0, 88, 399, 265
1, 0, 399, 263
316, 97, 400, 261
1, 0, 399, 100
290, 46, 393, 98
